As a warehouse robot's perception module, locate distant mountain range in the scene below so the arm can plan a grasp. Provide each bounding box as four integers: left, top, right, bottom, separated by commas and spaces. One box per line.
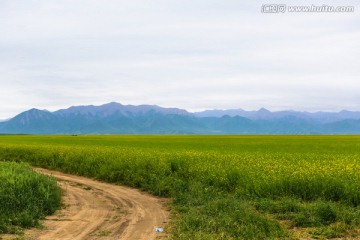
1, 102, 360, 134
194, 108, 360, 123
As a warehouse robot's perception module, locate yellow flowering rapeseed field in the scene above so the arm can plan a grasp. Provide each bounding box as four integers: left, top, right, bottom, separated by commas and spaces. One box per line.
1, 135, 360, 239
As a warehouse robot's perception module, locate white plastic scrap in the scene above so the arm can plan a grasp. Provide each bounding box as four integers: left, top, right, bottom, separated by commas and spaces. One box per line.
154, 227, 163, 233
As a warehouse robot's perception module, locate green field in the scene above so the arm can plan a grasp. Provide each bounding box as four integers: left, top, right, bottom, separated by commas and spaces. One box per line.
1, 135, 360, 239
0, 161, 61, 234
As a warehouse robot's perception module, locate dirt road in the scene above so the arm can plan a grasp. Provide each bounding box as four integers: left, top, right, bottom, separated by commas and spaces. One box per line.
4, 168, 170, 240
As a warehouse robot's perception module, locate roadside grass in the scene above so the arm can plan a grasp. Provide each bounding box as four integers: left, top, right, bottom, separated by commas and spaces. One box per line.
1, 135, 360, 239
0, 162, 61, 234
254, 197, 360, 239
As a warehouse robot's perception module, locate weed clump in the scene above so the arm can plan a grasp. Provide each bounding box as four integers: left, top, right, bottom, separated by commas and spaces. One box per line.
0, 162, 61, 234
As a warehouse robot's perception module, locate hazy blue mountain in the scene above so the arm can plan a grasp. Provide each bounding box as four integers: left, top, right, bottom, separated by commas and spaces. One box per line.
194, 108, 360, 123
321, 119, 360, 134
202, 115, 259, 134
54, 102, 190, 118
0, 103, 199, 134
1, 103, 360, 134
0, 108, 61, 134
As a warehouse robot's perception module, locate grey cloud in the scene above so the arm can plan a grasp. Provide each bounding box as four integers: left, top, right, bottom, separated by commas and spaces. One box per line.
0, 0, 360, 119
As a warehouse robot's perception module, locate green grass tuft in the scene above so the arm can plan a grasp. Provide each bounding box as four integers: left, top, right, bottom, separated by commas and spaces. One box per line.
0, 162, 61, 234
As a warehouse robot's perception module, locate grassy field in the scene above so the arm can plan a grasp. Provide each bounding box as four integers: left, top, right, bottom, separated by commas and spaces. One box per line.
0, 161, 61, 234
1, 135, 360, 239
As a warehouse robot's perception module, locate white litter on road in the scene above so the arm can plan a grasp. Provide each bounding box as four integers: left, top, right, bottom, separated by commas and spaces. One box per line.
154, 227, 163, 232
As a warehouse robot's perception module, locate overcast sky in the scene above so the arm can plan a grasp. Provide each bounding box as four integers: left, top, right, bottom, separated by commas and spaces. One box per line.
0, 0, 359, 119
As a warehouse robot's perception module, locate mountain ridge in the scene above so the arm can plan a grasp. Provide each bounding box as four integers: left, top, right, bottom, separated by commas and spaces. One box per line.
1, 102, 360, 134
194, 108, 360, 123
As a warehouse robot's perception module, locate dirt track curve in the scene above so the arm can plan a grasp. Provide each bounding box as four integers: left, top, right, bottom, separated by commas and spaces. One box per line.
3, 168, 170, 240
